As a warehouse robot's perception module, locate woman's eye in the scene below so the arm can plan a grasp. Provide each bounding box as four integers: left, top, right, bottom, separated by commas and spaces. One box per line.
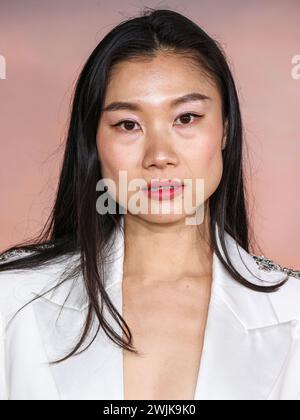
112, 120, 139, 132
175, 112, 202, 126
111, 112, 202, 133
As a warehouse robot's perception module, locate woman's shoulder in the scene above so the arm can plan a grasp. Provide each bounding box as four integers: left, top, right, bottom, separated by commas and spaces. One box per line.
249, 253, 300, 320
0, 250, 81, 323
218, 231, 300, 328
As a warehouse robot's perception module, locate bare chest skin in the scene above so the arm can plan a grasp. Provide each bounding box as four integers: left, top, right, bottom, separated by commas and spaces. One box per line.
122, 275, 212, 400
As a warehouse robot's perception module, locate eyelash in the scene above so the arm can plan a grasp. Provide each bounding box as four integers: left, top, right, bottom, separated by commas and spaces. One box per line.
111, 112, 203, 132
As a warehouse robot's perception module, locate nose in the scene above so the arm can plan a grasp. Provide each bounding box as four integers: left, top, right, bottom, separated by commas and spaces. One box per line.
142, 130, 179, 171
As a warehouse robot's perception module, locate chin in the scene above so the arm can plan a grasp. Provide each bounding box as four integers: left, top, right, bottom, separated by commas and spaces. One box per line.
134, 212, 190, 225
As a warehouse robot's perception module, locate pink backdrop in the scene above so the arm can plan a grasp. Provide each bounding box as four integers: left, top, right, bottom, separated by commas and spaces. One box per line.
0, 0, 299, 268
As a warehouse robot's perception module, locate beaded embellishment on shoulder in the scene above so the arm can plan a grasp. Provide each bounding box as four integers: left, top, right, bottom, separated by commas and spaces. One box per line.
0, 249, 33, 263
0, 244, 53, 263
252, 254, 300, 279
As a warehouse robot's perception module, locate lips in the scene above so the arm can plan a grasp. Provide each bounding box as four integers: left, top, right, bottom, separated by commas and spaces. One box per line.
142, 179, 185, 201
144, 179, 184, 190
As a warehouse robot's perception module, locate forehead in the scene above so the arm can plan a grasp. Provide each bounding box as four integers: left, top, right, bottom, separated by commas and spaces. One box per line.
104, 53, 219, 104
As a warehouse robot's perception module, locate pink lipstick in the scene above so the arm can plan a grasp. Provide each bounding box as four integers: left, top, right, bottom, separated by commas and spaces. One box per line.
142, 179, 185, 201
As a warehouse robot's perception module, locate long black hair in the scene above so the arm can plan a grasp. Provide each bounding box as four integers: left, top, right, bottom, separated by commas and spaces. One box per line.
0, 7, 289, 364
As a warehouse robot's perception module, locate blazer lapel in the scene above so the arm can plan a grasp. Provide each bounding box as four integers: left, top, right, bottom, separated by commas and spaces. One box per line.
194, 228, 300, 400
30, 229, 125, 400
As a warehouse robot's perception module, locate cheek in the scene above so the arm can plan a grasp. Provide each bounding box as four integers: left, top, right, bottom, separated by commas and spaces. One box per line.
97, 136, 136, 182
182, 123, 224, 203
184, 127, 223, 175
202, 123, 224, 177
198, 135, 224, 198
100, 148, 123, 180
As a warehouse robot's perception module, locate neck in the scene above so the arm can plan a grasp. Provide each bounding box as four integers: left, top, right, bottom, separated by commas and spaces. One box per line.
123, 210, 213, 283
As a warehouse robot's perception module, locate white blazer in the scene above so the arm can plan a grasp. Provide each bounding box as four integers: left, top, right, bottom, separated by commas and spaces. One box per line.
0, 223, 300, 400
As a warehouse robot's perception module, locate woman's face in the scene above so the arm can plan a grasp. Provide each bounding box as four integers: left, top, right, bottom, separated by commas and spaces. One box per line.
96, 52, 227, 225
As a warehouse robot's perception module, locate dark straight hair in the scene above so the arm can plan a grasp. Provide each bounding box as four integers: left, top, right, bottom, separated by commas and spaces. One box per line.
0, 7, 289, 364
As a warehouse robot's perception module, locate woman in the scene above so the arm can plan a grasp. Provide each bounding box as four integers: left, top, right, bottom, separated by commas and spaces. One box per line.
0, 8, 300, 401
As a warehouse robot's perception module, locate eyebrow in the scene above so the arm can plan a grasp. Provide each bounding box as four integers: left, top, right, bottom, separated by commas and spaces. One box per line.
102, 92, 211, 112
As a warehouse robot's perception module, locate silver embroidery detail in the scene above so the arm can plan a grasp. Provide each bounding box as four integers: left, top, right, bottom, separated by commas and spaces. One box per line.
0, 244, 53, 263
252, 254, 300, 279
